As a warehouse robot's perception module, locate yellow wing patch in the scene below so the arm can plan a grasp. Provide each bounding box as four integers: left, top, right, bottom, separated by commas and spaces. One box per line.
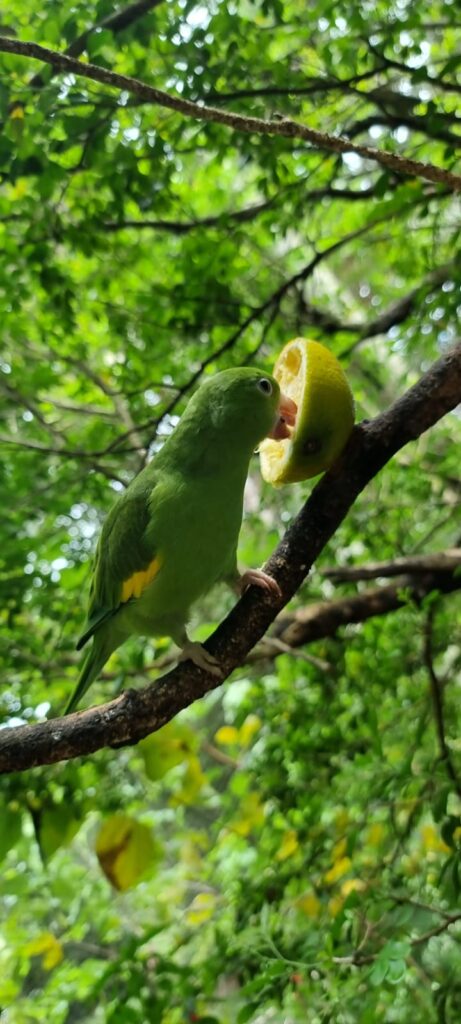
121, 556, 162, 603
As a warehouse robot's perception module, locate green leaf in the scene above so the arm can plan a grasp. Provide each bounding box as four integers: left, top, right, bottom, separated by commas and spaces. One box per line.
138, 722, 197, 781
0, 806, 22, 860
35, 804, 83, 861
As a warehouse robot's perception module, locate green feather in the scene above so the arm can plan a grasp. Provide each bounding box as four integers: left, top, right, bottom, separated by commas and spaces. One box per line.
66, 624, 124, 714
67, 368, 281, 712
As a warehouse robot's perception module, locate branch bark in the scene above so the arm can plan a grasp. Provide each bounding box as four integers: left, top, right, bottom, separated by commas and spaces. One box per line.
321, 549, 461, 582
0, 342, 460, 774
1, 37, 460, 191
270, 567, 461, 650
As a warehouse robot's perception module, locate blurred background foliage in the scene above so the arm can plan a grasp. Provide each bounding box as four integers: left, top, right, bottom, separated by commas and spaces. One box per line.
0, 0, 460, 1020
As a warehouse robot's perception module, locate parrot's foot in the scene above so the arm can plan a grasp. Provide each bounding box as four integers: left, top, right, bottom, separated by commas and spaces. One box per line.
239, 568, 281, 598
178, 641, 223, 678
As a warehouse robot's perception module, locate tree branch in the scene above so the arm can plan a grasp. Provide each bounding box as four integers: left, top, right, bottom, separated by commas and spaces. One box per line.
99, 184, 447, 238
301, 253, 455, 350
1, 37, 460, 191
0, 342, 460, 774
269, 567, 461, 651
25, 563, 461, 680
103, 208, 418, 458
334, 911, 461, 966
321, 549, 461, 582
344, 110, 461, 149
28, 0, 165, 88
201, 67, 383, 102
366, 42, 461, 97
100, 199, 275, 234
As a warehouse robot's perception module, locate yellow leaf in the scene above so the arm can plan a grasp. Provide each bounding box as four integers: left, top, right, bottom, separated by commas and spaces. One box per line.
171, 754, 206, 805
23, 932, 63, 971
341, 878, 366, 897
239, 714, 262, 747
180, 839, 203, 871
139, 722, 196, 781
95, 814, 161, 890
420, 824, 450, 854
37, 804, 83, 861
386, 745, 404, 766
185, 892, 217, 926
366, 823, 386, 848
214, 725, 240, 746
328, 895, 344, 918
332, 837, 347, 860
324, 856, 352, 885
334, 808, 349, 832
10, 104, 24, 120
276, 829, 299, 861
297, 893, 321, 918
231, 793, 265, 836
11, 179, 28, 200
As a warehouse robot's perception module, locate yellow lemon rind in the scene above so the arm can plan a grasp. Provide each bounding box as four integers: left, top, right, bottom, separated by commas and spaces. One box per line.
260, 338, 354, 485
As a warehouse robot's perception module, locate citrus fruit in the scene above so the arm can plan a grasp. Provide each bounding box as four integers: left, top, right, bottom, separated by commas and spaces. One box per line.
259, 338, 354, 484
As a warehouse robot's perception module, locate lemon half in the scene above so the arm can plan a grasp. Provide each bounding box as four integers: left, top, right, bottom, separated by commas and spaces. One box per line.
260, 338, 354, 485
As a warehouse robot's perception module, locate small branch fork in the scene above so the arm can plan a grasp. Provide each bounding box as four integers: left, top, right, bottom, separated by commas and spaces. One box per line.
0, 37, 460, 191
0, 342, 460, 774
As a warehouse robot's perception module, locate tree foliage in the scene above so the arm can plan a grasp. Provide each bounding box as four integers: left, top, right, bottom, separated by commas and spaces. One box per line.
0, 0, 460, 1020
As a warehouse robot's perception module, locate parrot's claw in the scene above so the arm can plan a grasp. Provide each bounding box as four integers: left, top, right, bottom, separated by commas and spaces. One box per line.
239, 568, 282, 598
179, 641, 223, 677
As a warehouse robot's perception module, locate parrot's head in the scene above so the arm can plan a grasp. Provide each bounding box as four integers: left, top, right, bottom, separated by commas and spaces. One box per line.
197, 368, 297, 450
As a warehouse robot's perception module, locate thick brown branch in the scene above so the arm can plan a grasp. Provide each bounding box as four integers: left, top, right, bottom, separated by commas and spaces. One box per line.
321, 550, 461, 582
1, 37, 460, 191
270, 568, 461, 650
0, 343, 460, 774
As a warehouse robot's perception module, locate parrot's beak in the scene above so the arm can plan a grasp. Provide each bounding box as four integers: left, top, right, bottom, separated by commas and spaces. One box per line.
268, 393, 297, 441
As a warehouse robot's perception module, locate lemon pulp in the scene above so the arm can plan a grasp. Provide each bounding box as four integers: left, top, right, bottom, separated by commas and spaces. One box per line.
259, 338, 354, 485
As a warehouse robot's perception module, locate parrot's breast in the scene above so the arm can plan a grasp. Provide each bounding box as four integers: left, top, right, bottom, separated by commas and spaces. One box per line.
118, 468, 245, 638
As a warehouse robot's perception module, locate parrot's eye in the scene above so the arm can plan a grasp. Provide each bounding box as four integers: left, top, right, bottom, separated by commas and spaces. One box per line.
257, 378, 273, 395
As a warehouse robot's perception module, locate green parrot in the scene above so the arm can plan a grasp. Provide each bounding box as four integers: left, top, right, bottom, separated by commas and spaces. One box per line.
65, 368, 297, 713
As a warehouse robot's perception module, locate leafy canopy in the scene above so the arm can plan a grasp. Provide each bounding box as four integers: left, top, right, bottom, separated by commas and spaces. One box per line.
0, 0, 460, 1021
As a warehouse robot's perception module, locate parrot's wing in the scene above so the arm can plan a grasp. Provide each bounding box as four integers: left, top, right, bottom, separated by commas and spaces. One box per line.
76, 485, 161, 650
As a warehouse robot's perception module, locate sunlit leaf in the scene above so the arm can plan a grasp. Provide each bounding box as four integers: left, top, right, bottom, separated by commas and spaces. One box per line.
0, 806, 22, 860
276, 829, 299, 861
139, 722, 197, 781
23, 932, 63, 971
214, 725, 240, 746
185, 892, 217, 926
35, 804, 83, 861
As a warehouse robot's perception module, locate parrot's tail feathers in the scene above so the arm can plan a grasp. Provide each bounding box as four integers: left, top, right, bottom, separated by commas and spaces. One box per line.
65, 639, 111, 715
76, 606, 118, 650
